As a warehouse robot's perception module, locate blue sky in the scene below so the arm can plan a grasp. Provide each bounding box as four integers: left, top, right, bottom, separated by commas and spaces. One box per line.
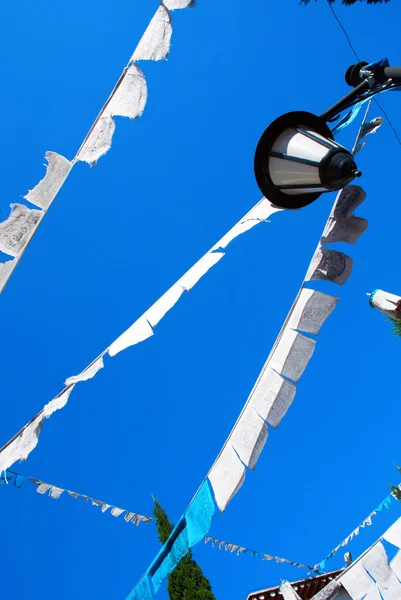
1, 0, 401, 599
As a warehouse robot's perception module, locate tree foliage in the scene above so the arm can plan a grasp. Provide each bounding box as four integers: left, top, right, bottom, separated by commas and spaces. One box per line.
301, 0, 389, 5
153, 499, 216, 600
385, 316, 401, 338
390, 466, 401, 500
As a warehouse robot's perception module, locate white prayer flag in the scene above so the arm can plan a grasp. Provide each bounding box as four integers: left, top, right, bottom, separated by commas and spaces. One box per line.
212, 220, 261, 251
383, 516, 401, 549
164, 0, 194, 8
390, 550, 401, 581
36, 483, 52, 495
363, 542, 401, 600
211, 200, 281, 251
332, 186, 366, 220
49, 486, 64, 499
0, 415, 44, 475
230, 405, 268, 470
77, 115, 116, 166
108, 316, 154, 357
250, 367, 296, 428
108, 64, 147, 120
124, 512, 134, 522
177, 252, 225, 291
131, 5, 172, 62
341, 559, 377, 600
269, 328, 316, 383
145, 285, 185, 328
208, 445, 246, 512
24, 152, 72, 211
43, 385, 75, 418
65, 356, 104, 386
287, 289, 339, 336
305, 248, 353, 286
0, 204, 43, 257
0, 259, 17, 294
321, 216, 368, 246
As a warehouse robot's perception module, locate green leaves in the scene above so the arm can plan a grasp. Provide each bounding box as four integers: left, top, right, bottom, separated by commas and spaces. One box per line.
152, 498, 216, 600
390, 465, 401, 500
385, 316, 401, 338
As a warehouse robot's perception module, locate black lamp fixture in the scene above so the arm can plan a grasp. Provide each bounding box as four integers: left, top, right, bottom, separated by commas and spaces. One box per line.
254, 59, 401, 210
254, 111, 360, 210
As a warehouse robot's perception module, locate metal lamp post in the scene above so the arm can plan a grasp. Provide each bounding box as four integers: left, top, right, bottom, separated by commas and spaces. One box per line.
254, 59, 401, 210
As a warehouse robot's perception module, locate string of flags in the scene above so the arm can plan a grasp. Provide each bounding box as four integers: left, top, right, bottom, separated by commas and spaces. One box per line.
0, 67, 377, 598
0, 183, 368, 600
0, 197, 281, 478
0, 0, 194, 294
0, 469, 152, 526
351, 99, 383, 156
315, 486, 399, 572
281, 513, 401, 600
202, 483, 401, 575
0, 4, 389, 596
204, 536, 313, 570
127, 182, 369, 599
207, 184, 368, 513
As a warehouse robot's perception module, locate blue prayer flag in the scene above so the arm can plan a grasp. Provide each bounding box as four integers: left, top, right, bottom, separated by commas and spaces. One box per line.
126, 576, 153, 600
186, 480, 215, 547
148, 481, 216, 594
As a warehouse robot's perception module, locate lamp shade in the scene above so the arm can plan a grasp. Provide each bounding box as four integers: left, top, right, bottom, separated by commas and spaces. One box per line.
368, 289, 401, 320
254, 111, 361, 210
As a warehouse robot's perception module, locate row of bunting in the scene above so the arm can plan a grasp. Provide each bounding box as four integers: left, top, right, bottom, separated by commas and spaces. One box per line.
1, 469, 152, 525
0, 0, 194, 294
204, 536, 313, 570
280, 514, 401, 600
3, 460, 397, 574
0, 32, 381, 595
126, 184, 369, 600
0, 186, 370, 598
0, 6, 384, 296
203, 482, 401, 575
316, 489, 396, 572
0, 186, 366, 485
0, 185, 368, 598
0, 0, 380, 481
0, 196, 281, 476
0, 4, 387, 597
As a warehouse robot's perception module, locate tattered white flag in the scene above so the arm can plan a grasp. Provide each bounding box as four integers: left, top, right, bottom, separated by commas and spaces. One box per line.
24, 152, 72, 210
131, 5, 172, 62
0, 204, 43, 257
65, 356, 105, 386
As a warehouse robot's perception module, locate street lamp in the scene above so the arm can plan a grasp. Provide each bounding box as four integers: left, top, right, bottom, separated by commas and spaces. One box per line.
254, 59, 401, 209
